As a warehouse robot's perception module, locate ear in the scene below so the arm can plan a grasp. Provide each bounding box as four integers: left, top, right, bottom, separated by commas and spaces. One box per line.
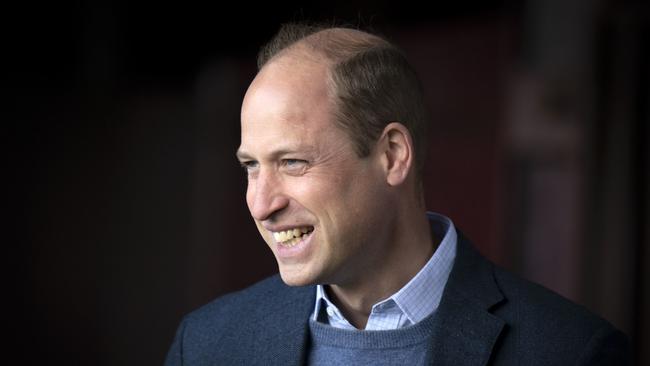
377, 122, 414, 186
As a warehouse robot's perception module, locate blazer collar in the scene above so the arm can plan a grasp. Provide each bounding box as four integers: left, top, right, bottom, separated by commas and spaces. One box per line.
429, 232, 506, 365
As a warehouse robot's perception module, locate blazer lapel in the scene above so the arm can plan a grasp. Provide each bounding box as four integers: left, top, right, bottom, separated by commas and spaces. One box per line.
430, 233, 506, 366
253, 283, 315, 366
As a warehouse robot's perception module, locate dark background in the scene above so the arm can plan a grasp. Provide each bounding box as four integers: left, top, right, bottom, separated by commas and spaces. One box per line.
10, 0, 648, 365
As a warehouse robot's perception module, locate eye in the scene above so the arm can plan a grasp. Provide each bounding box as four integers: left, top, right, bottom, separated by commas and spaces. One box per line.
283, 159, 306, 167
240, 160, 259, 175
282, 159, 308, 173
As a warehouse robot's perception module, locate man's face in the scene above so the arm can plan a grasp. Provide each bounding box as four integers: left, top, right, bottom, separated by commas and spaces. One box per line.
237, 56, 391, 287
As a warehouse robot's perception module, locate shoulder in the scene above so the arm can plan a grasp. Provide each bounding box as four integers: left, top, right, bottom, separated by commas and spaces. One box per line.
179, 275, 315, 346
167, 274, 314, 364
453, 233, 621, 335
449, 233, 630, 364
184, 274, 310, 330
192, 275, 289, 314
490, 261, 630, 364
492, 265, 609, 330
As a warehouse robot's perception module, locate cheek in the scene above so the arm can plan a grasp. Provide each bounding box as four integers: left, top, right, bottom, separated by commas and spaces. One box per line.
281, 176, 319, 202
340, 170, 386, 219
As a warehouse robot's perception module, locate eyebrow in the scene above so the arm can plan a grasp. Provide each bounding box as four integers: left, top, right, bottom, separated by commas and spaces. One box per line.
235, 149, 252, 161
235, 145, 315, 161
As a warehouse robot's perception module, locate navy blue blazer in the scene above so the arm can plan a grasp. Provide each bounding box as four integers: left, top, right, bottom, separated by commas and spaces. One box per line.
165, 234, 629, 365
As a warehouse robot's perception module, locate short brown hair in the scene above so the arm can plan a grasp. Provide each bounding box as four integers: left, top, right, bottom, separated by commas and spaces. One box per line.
258, 23, 429, 178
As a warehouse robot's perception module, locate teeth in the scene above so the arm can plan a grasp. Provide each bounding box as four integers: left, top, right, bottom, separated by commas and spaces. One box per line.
272, 226, 313, 245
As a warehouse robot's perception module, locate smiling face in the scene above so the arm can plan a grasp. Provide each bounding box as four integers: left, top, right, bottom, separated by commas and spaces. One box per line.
237, 54, 393, 287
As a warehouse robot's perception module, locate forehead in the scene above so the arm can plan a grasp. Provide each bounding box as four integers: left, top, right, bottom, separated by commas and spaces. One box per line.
244, 56, 331, 116
239, 56, 345, 155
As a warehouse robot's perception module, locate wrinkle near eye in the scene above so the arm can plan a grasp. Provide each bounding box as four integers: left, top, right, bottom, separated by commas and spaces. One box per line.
312, 139, 359, 168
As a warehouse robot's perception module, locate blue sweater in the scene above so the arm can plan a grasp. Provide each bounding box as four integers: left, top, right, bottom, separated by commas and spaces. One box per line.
308, 311, 438, 365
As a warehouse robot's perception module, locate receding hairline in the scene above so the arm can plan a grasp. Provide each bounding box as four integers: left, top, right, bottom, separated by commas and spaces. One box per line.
260, 27, 391, 69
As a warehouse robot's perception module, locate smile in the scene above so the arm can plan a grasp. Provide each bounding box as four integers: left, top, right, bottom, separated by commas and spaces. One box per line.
272, 227, 314, 247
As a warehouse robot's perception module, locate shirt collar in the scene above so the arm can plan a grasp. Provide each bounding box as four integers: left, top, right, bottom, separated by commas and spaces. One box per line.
312, 212, 457, 329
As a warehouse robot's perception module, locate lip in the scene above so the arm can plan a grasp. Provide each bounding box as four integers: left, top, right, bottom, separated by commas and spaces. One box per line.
263, 223, 314, 232
273, 228, 315, 260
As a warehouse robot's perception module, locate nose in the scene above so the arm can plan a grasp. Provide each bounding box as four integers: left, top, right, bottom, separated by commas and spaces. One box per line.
247, 169, 289, 221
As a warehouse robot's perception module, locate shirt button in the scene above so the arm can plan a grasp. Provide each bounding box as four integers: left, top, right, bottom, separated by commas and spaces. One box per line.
326, 307, 335, 316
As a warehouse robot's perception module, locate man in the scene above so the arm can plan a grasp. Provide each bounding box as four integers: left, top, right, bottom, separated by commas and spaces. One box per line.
166, 24, 629, 365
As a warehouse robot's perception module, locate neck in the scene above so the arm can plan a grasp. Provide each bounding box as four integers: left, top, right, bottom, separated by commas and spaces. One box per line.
327, 207, 437, 329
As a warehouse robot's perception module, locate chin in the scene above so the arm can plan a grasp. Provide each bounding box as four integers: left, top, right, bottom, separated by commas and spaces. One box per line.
277, 267, 319, 287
